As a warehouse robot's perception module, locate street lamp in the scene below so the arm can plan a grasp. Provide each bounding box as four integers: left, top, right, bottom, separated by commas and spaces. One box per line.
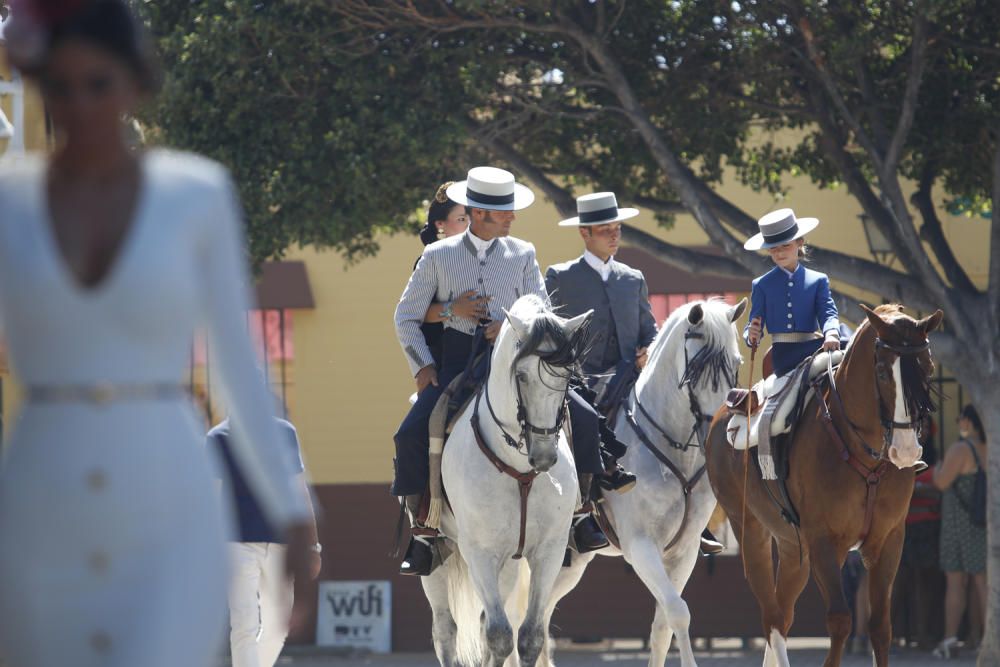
859, 213, 895, 265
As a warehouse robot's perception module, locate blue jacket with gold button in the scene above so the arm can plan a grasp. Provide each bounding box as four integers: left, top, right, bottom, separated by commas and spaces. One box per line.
743, 264, 839, 376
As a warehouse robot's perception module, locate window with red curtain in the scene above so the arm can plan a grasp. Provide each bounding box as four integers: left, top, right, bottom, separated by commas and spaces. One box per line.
189, 309, 295, 425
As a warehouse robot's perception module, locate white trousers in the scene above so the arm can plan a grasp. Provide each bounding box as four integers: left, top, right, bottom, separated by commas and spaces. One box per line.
228, 542, 293, 667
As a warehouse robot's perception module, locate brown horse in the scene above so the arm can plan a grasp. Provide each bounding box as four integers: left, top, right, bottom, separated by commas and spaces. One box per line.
705, 304, 943, 667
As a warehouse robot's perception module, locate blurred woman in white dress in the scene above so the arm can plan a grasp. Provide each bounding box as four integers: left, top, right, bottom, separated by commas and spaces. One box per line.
0, 2, 314, 665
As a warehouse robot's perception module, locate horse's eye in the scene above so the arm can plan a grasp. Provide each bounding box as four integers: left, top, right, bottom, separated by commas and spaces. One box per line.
516, 372, 528, 382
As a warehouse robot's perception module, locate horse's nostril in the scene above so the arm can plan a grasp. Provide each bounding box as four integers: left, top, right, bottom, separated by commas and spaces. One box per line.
528, 457, 536, 467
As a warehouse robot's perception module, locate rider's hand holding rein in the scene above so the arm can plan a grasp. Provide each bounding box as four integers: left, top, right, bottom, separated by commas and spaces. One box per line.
747, 317, 762, 348
416, 365, 439, 393
822, 331, 840, 352
484, 320, 503, 342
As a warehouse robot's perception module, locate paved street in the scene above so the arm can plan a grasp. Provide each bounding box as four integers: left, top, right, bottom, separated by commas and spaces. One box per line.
267, 640, 978, 666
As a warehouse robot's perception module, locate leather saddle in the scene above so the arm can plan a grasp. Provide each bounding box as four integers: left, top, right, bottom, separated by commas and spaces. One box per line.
725, 350, 844, 454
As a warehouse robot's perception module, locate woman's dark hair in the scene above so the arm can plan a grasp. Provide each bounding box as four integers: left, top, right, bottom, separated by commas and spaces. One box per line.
419, 181, 466, 246
12, 0, 160, 93
961, 404, 985, 443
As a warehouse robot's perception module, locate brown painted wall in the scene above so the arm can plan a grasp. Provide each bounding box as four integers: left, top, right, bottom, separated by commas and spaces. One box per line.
297, 484, 829, 651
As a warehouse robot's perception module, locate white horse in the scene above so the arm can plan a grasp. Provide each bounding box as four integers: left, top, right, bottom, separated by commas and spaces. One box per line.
421, 294, 592, 667
540, 298, 746, 667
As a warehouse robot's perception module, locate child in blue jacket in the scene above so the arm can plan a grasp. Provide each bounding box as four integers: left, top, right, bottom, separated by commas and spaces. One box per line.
744, 209, 840, 376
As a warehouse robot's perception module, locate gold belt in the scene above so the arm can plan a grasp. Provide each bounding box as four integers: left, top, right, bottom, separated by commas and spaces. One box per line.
26, 383, 187, 405
771, 331, 823, 344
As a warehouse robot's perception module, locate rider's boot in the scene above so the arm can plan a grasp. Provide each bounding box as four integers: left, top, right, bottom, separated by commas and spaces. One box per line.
596, 427, 636, 493
573, 474, 610, 553
699, 527, 724, 556
399, 494, 437, 577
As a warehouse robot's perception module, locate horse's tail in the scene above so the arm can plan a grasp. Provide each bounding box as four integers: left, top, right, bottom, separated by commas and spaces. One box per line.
445, 551, 485, 665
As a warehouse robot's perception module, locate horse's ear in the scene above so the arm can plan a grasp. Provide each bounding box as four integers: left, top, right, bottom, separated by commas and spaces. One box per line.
564, 309, 593, 336
504, 309, 531, 340
859, 303, 892, 337
917, 309, 944, 335
688, 303, 704, 325
728, 298, 748, 323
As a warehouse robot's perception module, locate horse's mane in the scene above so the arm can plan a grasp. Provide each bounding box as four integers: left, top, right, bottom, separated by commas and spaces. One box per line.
843, 303, 938, 419
641, 298, 742, 391
509, 294, 589, 370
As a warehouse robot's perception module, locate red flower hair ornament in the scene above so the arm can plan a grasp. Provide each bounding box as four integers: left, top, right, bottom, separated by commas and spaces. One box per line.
4, 0, 92, 70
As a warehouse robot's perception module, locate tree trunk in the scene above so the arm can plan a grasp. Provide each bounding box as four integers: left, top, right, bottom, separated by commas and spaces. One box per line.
976, 397, 1000, 666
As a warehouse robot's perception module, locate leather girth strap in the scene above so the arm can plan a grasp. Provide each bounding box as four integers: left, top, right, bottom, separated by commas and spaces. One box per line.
471, 413, 538, 560
624, 406, 706, 552
814, 377, 890, 546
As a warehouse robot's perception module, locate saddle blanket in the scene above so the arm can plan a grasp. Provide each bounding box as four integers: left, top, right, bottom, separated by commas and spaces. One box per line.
726, 350, 844, 456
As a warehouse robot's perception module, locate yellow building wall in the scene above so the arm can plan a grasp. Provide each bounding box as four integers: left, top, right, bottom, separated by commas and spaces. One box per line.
284, 166, 983, 485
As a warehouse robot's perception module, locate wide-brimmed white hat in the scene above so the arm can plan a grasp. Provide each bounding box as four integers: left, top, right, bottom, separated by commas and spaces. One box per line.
744, 208, 820, 250
558, 192, 640, 227
446, 166, 535, 211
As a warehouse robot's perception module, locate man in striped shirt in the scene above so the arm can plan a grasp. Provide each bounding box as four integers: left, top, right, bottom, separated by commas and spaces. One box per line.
392, 167, 609, 576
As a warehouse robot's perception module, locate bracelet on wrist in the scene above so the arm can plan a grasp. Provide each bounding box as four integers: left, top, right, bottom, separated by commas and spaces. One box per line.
440, 301, 454, 321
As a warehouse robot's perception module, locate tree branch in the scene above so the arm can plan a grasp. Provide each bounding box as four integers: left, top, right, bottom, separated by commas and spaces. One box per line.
884, 4, 929, 178
911, 165, 977, 293
990, 129, 1000, 327
794, 16, 885, 175
619, 225, 759, 279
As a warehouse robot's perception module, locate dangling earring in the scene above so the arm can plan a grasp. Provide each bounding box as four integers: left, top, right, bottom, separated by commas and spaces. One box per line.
437, 226, 446, 240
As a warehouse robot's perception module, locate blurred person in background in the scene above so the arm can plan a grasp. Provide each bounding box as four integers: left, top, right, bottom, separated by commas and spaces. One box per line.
892, 414, 944, 650
933, 404, 988, 659
0, 2, 313, 665
210, 414, 321, 667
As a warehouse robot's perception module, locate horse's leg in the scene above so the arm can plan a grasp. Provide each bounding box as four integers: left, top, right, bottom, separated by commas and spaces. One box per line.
537, 550, 596, 667
463, 546, 515, 667
808, 537, 851, 667
732, 514, 783, 667
622, 537, 697, 667
647, 543, 703, 667
867, 524, 905, 667
763, 540, 812, 667
421, 568, 460, 667
519, 539, 572, 667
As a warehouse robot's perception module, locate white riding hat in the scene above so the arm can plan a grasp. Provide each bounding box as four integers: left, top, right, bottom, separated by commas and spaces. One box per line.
558, 192, 640, 227
446, 166, 535, 211
744, 208, 820, 250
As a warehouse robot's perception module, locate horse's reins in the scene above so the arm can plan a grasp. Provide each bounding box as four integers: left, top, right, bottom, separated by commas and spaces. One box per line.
621, 328, 723, 553
473, 351, 572, 560
813, 336, 931, 545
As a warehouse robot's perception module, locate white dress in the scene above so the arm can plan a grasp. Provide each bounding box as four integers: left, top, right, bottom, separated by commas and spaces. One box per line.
0, 150, 309, 667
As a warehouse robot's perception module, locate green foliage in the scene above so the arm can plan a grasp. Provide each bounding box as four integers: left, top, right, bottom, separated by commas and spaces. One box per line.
141, 0, 999, 262
139, 0, 468, 262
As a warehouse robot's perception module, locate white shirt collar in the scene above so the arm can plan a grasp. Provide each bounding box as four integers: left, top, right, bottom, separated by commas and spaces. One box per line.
583, 250, 614, 282
466, 230, 495, 259
779, 264, 800, 279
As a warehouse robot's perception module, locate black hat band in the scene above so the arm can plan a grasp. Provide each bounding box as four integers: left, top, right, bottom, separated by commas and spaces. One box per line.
466, 187, 515, 206
762, 223, 799, 245
578, 206, 619, 224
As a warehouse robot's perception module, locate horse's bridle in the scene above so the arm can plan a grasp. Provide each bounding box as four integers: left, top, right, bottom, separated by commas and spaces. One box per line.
479, 359, 571, 455
630, 328, 736, 452
873, 337, 931, 452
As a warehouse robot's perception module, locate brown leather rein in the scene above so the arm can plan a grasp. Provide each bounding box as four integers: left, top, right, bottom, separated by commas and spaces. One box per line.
622, 397, 707, 553
812, 336, 930, 546
471, 384, 569, 560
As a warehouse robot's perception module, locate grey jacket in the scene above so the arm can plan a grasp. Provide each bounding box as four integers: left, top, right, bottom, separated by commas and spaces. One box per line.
395, 229, 547, 376
545, 256, 657, 374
